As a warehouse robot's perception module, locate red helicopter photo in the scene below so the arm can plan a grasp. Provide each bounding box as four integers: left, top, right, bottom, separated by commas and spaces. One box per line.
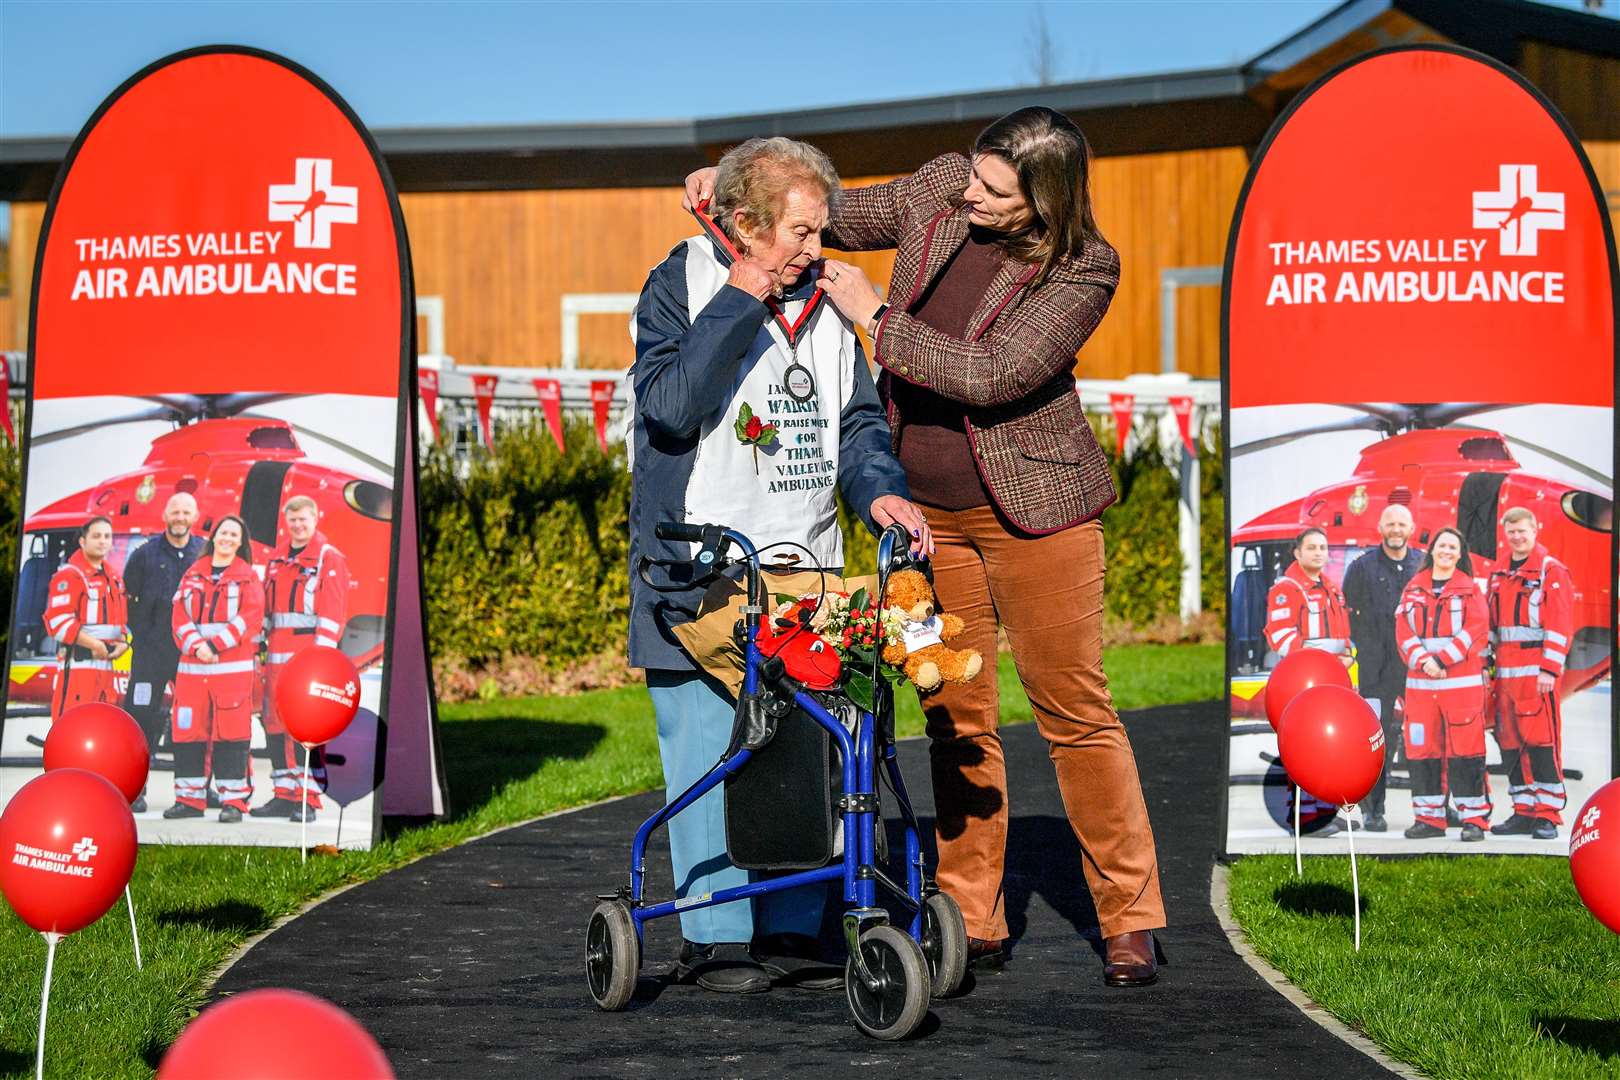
1224, 401, 1614, 855
2, 391, 395, 847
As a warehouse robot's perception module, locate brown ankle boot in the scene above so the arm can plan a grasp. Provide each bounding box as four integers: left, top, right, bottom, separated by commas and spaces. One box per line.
1103, 930, 1158, 987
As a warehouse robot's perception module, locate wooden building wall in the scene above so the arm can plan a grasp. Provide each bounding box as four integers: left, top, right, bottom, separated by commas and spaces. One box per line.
402, 145, 1251, 380
6, 141, 1619, 376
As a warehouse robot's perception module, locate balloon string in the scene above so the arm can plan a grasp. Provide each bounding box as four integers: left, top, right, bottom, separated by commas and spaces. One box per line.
1293, 787, 1302, 876
37, 931, 59, 1080
126, 884, 142, 970
301, 742, 309, 866
1347, 804, 1362, 952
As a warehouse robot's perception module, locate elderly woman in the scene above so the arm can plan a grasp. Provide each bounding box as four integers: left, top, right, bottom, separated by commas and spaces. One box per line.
630, 136, 929, 994
687, 107, 1165, 987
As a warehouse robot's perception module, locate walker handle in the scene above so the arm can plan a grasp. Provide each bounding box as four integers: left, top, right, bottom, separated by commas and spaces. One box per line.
655, 521, 707, 543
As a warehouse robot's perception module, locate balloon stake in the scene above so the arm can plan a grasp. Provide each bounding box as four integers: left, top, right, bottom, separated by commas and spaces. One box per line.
1293, 787, 1302, 876
1346, 804, 1362, 951
126, 884, 142, 970
336, 804, 345, 850
36, 931, 59, 1080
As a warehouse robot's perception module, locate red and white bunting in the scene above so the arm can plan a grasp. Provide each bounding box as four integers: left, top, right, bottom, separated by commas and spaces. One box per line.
1169, 395, 1196, 455
589, 380, 615, 453
533, 378, 565, 453
0, 356, 13, 444
418, 368, 440, 442
1108, 393, 1134, 456
470, 374, 499, 452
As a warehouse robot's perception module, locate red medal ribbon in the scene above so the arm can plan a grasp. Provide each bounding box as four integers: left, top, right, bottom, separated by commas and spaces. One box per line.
691, 201, 824, 353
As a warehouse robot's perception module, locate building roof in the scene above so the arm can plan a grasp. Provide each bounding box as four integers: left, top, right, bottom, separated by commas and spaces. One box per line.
2, 0, 1616, 199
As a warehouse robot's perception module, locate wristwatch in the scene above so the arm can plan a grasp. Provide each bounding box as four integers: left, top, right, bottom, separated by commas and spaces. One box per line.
868, 302, 890, 336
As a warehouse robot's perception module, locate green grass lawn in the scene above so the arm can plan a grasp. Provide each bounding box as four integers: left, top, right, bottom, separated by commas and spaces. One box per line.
0, 644, 1220, 1078
1229, 854, 1620, 1079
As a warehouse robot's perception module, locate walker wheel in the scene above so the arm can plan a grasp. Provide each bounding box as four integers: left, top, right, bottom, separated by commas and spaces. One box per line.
920, 891, 967, 998
585, 899, 639, 1011
845, 924, 931, 1040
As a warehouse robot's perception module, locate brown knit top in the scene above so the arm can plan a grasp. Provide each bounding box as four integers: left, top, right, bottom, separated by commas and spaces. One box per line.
891, 228, 1007, 509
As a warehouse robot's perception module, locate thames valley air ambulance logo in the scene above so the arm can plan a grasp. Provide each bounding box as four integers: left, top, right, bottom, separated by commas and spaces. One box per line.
268, 158, 358, 249
1472, 165, 1564, 257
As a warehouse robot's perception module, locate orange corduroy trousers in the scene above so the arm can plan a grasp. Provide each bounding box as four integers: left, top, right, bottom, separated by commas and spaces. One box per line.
918, 506, 1166, 942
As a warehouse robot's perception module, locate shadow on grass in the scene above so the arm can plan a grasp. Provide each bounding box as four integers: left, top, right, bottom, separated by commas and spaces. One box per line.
0, 1049, 31, 1074
439, 715, 609, 821
1273, 880, 1368, 918
154, 900, 269, 934
1533, 1015, 1620, 1059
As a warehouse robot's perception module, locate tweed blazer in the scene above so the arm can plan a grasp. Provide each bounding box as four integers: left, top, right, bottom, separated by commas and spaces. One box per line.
827, 153, 1120, 535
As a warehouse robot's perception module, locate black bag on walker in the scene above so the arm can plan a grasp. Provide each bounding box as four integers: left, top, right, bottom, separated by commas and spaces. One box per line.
724, 698, 839, 870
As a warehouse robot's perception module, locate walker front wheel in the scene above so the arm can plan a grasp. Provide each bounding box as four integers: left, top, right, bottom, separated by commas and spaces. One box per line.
920, 891, 967, 998
585, 899, 639, 1011
845, 924, 931, 1040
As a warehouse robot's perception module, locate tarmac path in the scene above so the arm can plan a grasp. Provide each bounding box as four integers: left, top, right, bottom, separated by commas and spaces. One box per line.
216, 700, 1392, 1078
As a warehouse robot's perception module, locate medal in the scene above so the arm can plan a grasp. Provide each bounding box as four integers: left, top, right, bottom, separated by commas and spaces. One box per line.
783, 361, 816, 403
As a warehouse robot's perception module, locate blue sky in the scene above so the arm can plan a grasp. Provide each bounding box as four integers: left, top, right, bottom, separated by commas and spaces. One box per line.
0, 1, 1372, 136
2, 1, 1610, 138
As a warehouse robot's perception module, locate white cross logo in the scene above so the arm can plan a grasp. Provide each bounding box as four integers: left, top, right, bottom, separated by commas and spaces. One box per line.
1472, 164, 1564, 257
72, 836, 97, 862
1580, 805, 1601, 832
268, 158, 358, 249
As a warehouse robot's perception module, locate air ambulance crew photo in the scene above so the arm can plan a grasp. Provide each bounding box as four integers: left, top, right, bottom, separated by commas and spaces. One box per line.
257, 494, 350, 823
1266, 526, 1354, 836
1395, 527, 1490, 841
45, 515, 130, 720
1486, 507, 1574, 840
164, 516, 264, 823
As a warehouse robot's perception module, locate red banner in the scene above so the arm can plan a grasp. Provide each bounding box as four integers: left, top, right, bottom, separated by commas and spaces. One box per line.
1169, 396, 1195, 455
0, 357, 13, 444
418, 368, 440, 442
31, 52, 402, 399
533, 378, 565, 453
6, 47, 446, 847
1220, 45, 1617, 857
589, 380, 615, 453
1108, 393, 1134, 456
1227, 49, 1613, 409
471, 374, 498, 451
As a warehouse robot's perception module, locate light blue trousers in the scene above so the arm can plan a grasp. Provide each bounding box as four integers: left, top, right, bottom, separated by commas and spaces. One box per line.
646, 669, 826, 944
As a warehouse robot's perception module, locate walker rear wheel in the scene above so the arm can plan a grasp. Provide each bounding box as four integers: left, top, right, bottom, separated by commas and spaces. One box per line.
920, 891, 967, 998
845, 924, 931, 1040
585, 899, 639, 1011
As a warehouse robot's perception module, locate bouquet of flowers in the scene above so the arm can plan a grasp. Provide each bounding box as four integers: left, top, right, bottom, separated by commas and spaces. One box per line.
770, 586, 908, 710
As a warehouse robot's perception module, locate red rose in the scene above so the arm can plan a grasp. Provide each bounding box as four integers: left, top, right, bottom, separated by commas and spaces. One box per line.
745, 415, 763, 439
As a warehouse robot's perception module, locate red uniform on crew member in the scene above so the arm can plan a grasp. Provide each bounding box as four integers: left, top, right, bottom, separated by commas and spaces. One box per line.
1395, 526, 1490, 841
1265, 527, 1355, 836
1486, 507, 1574, 840
165, 516, 264, 823
44, 516, 130, 720
254, 495, 350, 823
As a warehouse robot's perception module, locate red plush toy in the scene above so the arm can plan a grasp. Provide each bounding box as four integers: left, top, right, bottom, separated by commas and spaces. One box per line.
755, 605, 843, 690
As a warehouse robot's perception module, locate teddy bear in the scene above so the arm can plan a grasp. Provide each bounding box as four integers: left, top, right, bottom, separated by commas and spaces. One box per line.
879, 568, 984, 693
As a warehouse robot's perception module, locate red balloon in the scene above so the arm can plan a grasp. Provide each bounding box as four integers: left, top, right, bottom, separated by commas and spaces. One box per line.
1570, 779, 1620, 935
274, 647, 361, 747
1277, 685, 1384, 807
44, 702, 150, 803
0, 769, 137, 935
1265, 648, 1354, 732
158, 989, 394, 1079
